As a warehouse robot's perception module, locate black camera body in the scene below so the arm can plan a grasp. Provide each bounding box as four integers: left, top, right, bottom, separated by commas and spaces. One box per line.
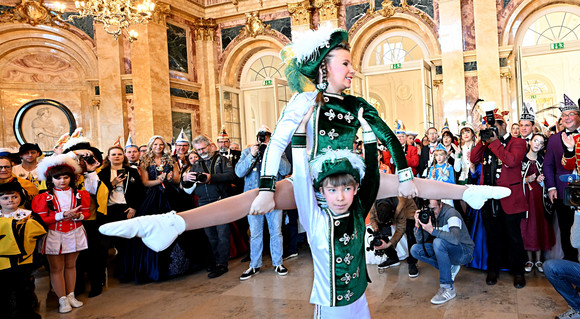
480, 109, 499, 142
81, 154, 96, 165
418, 198, 436, 225
366, 226, 392, 256
564, 180, 580, 206
192, 172, 208, 184
257, 131, 268, 143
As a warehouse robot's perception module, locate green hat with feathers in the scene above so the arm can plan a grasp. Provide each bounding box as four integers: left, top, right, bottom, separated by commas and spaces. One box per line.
310, 149, 365, 189
281, 27, 349, 93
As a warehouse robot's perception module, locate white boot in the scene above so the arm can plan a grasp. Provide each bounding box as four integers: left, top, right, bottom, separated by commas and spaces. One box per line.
67, 292, 83, 308
462, 185, 511, 209
58, 296, 72, 313
99, 211, 186, 252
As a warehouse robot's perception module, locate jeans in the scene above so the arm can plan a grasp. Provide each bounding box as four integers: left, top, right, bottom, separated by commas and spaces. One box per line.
248, 209, 283, 268
284, 209, 299, 255
544, 259, 580, 311
204, 224, 231, 267
554, 199, 579, 261
411, 238, 473, 285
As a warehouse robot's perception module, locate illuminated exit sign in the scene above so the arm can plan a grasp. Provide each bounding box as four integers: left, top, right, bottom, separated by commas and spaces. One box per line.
531, 95, 537, 99
550, 42, 564, 50
264, 79, 272, 86
391, 63, 401, 70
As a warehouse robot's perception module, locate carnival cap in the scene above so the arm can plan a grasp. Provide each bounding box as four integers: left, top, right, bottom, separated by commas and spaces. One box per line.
36, 154, 82, 181
441, 119, 450, 131
520, 101, 535, 122
560, 94, 579, 112
125, 133, 138, 149
217, 126, 229, 141
434, 143, 447, 154
281, 26, 349, 92
112, 136, 122, 147
394, 119, 406, 135
458, 121, 475, 133
176, 129, 190, 144
18, 143, 42, 155
54, 133, 70, 149
310, 149, 365, 189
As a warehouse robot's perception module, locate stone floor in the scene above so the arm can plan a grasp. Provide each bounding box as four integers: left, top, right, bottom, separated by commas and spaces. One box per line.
35, 247, 568, 319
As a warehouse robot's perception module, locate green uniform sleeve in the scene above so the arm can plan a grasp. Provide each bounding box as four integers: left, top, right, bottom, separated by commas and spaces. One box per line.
356, 97, 408, 171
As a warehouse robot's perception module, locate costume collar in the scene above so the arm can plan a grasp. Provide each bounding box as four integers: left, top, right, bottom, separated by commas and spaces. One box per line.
53, 187, 71, 191
323, 92, 344, 100
522, 133, 532, 141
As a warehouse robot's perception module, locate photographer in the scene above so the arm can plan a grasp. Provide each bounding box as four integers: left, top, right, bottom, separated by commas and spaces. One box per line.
368, 197, 420, 277
410, 199, 474, 305
470, 102, 528, 288
235, 125, 291, 280
182, 135, 236, 279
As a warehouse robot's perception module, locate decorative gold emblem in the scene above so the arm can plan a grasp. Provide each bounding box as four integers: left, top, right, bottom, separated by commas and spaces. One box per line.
240, 12, 273, 38
193, 17, 218, 41
313, 0, 341, 21
352, 0, 435, 32
0, 0, 68, 28
288, 1, 313, 26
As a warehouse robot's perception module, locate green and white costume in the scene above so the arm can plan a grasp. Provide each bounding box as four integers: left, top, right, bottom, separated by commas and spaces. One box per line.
291, 130, 379, 316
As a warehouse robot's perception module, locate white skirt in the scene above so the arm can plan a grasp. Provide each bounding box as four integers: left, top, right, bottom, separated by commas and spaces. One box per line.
314, 293, 370, 319
40, 226, 88, 255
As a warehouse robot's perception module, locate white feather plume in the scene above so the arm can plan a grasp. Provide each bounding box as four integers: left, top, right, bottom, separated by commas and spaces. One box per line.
309, 149, 366, 183
36, 154, 82, 181
291, 25, 342, 63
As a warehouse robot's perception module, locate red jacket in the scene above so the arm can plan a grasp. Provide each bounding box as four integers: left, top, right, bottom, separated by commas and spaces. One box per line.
471, 136, 528, 214
405, 144, 419, 176
562, 134, 580, 171
32, 189, 91, 232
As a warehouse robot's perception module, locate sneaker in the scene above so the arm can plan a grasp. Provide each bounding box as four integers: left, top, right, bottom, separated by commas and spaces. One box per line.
408, 264, 419, 278
451, 265, 461, 282
378, 257, 400, 270
556, 308, 580, 319
430, 287, 456, 305
58, 296, 72, 313
535, 261, 544, 273
525, 261, 534, 272
67, 292, 83, 308
240, 267, 260, 280
208, 265, 228, 279
283, 252, 298, 260
274, 265, 289, 276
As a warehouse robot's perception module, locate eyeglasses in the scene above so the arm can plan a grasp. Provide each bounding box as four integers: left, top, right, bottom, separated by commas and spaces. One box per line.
562, 113, 580, 118
195, 145, 208, 152
0, 166, 12, 170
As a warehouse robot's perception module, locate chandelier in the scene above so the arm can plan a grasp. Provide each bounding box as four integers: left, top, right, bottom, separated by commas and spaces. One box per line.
54, 0, 156, 41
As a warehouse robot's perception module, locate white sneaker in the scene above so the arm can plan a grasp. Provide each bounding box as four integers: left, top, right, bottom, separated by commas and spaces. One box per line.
99, 211, 186, 252
430, 287, 456, 305
556, 308, 580, 319
67, 292, 83, 308
451, 265, 461, 281
462, 186, 511, 209
58, 296, 72, 313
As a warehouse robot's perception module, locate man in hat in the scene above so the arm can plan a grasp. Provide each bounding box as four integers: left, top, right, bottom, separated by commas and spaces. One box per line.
236, 125, 291, 280
519, 102, 535, 143
471, 102, 528, 288
124, 134, 141, 171
12, 143, 42, 189
544, 94, 580, 262
216, 126, 242, 195
394, 120, 419, 176
173, 129, 190, 172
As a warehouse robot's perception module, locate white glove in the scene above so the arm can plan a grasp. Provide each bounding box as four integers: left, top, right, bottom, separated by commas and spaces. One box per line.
462, 185, 511, 209
99, 211, 186, 252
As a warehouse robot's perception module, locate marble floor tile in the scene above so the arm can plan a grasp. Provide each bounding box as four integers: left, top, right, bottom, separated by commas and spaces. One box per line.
33, 250, 570, 319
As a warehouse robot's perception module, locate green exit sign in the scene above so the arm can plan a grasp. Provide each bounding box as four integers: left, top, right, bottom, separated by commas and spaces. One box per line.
531, 95, 537, 99
264, 79, 272, 86
550, 42, 564, 50
391, 63, 401, 69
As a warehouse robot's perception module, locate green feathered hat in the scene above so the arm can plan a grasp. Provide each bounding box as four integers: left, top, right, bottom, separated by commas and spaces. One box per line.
309, 149, 365, 189
281, 27, 349, 93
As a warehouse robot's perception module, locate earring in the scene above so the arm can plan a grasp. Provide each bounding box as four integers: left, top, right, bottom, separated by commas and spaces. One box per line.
317, 60, 328, 92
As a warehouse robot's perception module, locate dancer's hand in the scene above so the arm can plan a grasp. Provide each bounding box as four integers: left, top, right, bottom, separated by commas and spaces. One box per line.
398, 179, 418, 198
249, 191, 275, 215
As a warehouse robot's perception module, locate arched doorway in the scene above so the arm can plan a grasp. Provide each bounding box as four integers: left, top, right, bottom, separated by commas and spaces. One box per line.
360, 31, 434, 133
515, 7, 580, 125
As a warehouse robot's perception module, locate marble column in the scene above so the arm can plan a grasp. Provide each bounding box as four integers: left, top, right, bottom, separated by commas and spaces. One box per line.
194, 19, 219, 139
95, 25, 125, 149
131, 7, 173, 142
439, 0, 466, 129
473, 0, 502, 106
314, 0, 341, 28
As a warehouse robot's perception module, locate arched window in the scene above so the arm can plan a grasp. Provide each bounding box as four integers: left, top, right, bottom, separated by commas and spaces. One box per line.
245, 55, 285, 82
367, 36, 425, 66
522, 12, 580, 46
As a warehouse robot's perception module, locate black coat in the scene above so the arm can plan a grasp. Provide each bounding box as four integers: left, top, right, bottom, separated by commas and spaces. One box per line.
98, 166, 146, 209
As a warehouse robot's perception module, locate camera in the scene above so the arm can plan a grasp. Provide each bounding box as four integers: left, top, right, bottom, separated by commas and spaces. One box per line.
366, 226, 392, 256
81, 153, 96, 165
192, 172, 208, 184
257, 131, 268, 143
480, 127, 498, 142
564, 180, 580, 206
417, 198, 436, 225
